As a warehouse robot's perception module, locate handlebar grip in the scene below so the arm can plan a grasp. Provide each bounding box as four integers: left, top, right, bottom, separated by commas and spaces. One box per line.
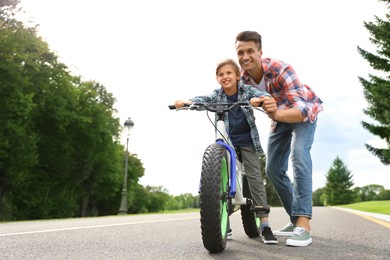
168, 103, 191, 110
168, 104, 191, 110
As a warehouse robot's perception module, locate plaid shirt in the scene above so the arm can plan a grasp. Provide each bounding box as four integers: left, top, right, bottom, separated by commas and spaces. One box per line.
190, 83, 270, 154
240, 58, 323, 130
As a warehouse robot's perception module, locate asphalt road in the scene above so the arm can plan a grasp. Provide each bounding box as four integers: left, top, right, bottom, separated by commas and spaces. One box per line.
0, 207, 389, 260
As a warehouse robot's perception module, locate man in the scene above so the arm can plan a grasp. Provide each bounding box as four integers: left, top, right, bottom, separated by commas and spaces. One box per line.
235, 31, 323, 247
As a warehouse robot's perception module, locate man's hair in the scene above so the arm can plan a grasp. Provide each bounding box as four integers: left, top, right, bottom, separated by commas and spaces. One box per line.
235, 31, 262, 50
216, 59, 240, 76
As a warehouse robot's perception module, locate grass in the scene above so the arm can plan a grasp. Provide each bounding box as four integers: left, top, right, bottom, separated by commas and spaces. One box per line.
337, 200, 390, 215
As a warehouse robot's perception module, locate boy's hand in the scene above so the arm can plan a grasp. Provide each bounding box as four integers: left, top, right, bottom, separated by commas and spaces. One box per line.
174, 100, 192, 108
250, 97, 262, 107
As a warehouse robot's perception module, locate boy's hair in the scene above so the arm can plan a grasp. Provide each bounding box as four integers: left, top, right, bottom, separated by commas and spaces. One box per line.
216, 59, 241, 76
235, 31, 262, 50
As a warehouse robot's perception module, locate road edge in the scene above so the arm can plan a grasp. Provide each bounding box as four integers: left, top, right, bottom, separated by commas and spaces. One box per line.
332, 207, 390, 229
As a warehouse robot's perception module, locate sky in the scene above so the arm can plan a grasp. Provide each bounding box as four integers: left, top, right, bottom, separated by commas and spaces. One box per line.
18, 0, 389, 195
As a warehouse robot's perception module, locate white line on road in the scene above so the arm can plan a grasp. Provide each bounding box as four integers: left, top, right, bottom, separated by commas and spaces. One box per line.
0, 216, 199, 237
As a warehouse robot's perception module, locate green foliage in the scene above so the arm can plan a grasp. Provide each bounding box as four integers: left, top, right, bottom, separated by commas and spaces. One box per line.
127, 185, 200, 213
324, 157, 355, 205
357, 0, 390, 165
312, 188, 325, 206
354, 184, 385, 202
0, 8, 146, 220
0, 4, 202, 221
165, 193, 200, 210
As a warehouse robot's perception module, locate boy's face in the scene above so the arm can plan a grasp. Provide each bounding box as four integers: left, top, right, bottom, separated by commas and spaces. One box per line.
235, 40, 262, 73
216, 64, 240, 94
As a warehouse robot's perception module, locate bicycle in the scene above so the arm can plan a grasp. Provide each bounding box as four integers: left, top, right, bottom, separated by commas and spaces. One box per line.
168, 101, 266, 253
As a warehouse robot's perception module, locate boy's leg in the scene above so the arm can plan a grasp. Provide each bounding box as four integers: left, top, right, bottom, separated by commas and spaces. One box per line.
239, 146, 268, 213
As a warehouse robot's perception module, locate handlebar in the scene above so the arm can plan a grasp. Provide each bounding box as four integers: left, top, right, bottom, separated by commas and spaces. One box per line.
168, 101, 264, 113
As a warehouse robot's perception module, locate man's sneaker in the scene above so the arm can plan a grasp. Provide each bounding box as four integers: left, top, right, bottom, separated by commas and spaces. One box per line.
273, 222, 295, 236
227, 229, 232, 240
261, 227, 278, 244
286, 227, 312, 247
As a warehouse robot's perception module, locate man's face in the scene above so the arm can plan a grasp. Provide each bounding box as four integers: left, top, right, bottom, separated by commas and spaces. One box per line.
235, 40, 262, 73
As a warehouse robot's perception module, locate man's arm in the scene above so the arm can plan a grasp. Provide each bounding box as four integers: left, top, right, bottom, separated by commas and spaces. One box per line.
260, 97, 305, 123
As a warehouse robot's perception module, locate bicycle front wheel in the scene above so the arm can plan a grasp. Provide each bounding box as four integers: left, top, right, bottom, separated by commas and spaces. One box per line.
199, 143, 229, 253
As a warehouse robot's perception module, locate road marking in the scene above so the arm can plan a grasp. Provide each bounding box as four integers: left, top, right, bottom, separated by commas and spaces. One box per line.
333, 207, 390, 229
0, 216, 199, 237
348, 212, 390, 228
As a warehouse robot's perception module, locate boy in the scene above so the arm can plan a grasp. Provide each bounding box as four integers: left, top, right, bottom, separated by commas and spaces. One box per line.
174, 59, 277, 244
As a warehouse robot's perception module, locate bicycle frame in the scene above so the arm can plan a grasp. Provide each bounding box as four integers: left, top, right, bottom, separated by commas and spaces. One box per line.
214, 119, 247, 205
203, 102, 250, 205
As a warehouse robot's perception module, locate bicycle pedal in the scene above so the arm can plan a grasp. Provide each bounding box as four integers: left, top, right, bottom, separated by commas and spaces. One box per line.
250, 205, 270, 214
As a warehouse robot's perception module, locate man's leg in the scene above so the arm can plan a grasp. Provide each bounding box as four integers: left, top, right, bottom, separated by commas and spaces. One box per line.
290, 119, 317, 230
286, 119, 317, 247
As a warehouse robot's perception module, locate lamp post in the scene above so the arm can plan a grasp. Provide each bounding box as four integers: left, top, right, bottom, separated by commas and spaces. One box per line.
118, 117, 134, 215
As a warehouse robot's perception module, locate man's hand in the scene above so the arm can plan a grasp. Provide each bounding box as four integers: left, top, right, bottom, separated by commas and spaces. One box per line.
253, 96, 276, 119
257, 97, 305, 123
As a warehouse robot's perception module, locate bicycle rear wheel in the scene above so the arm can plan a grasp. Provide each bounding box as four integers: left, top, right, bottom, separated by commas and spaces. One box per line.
240, 175, 261, 237
241, 205, 261, 237
199, 143, 229, 253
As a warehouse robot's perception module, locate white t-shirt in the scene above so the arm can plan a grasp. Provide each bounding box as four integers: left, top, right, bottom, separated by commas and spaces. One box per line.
250, 76, 267, 93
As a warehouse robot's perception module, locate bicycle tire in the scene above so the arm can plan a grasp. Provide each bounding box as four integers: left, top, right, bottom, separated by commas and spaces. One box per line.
240, 176, 261, 237
240, 204, 261, 237
199, 143, 229, 253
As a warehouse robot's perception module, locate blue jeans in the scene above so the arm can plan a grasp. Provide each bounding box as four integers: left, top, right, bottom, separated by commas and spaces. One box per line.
266, 119, 317, 222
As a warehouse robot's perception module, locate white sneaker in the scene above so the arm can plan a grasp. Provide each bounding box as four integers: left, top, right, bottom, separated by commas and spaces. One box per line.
286, 227, 312, 247
273, 222, 295, 237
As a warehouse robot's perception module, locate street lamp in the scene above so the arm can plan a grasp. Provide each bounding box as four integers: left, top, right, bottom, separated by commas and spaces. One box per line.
118, 117, 134, 215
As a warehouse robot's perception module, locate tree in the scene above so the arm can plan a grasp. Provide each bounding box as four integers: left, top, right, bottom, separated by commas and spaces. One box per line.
0, 5, 146, 220
312, 188, 325, 206
357, 0, 390, 165
379, 189, 390, 200
359, 184, 385, 201
324, 157, 354, 205
0, 0, 20, 9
